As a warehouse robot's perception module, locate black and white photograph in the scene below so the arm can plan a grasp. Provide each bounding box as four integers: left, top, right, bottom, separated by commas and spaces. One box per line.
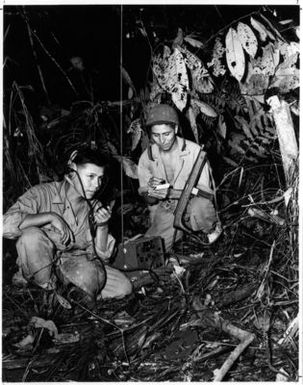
1, 1, 301, 382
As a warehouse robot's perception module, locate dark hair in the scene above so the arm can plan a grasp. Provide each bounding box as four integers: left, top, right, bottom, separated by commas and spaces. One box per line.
71, 148, 109, 169
68, 147, 111, 201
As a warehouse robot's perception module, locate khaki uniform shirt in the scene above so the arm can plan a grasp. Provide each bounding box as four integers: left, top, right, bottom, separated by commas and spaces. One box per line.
138, 136, 213, 194
3, 180, 115, 260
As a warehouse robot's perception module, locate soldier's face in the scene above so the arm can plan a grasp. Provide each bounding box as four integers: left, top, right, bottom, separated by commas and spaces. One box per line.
73, 163, 104, 199
151, 124, 178, 152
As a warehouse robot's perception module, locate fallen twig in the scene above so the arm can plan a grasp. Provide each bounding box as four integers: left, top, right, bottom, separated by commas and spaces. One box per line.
255, 241, 275, 301
213, 332, 254, 381
192, 297, 255, 382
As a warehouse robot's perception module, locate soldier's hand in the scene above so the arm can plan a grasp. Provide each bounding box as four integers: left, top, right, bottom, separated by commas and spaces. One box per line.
50, 213, 74, 245
147, 186, 169, 200
93, 202, 112, 227
147, 177, 166, 189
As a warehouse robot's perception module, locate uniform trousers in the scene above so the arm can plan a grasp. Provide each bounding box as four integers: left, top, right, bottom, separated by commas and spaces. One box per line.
146, 196, 217, 251
15, 227, 132, 299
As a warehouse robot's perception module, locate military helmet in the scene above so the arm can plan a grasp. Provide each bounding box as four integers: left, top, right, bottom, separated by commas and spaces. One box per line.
146, 104, 179, 127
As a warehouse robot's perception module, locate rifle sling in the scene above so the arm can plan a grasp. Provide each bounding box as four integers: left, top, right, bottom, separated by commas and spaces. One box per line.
167, 187, 213, 201
173, 149, 208, 233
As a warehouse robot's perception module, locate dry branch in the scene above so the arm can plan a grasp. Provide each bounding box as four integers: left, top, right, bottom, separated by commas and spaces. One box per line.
213, 333, 255, 381
192, 297, 255, 381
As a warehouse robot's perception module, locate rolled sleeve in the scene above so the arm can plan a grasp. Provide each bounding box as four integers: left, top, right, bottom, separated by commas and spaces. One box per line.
3, 187, 41, 239
196, 161, 214, 194
95, 233, 116, 262
138, 152, 152, 195
3, 210, 28, 239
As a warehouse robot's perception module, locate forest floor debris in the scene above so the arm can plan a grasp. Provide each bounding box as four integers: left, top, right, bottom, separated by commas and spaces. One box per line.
2, 195, 298, 382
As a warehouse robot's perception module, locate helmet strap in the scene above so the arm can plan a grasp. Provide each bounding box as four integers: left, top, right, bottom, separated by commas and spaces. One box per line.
177, 125, 186, 151
147, 143, 154, 161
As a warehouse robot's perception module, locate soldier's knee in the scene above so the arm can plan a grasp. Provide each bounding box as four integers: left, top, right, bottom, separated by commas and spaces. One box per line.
16, 227, 45, 247
101, 267, 133, 299
185, 197, 217, 232
122, 277, 133, 296
188, 196, 215, 217
190, 196, 209, 211
115, 275, 133, 298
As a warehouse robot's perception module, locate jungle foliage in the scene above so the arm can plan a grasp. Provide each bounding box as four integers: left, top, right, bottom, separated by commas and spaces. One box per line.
2, 5, 299, 382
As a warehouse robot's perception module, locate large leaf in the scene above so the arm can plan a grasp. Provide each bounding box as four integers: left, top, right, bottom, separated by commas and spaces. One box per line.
170, 48, 189, 110
121, 66, 135, 91
276, 53, 299, 74
240, 43, 280, 97
197, 77, 214, 94
107, 141, 118, 155
114, 155, 138, 179
152, 47, 172, 91
30, 316, 58, 337
149, 77, 163, 103
248, 143, 267, 158
234, 115, 255, 140
192, 99, 218, 118
260, 13, 284, 41
163, 45, 172, 60
152, 47, 189, 111
180, 46, 201, 71
270, 66, 299, 93
239, 61, 269, 96
56, 293, 72, 309
187, 106, 199, 143
128, 87, 134, 99
225, 28, 245, 82
237, 22, 258, 58
207, 37, 226, 77
180, 46, 214, 93
269, 42, 299, 93
127, 119, 142, 151
250, 17, 274, 41
184, 35, 204, 48
279, 19, 293, 25
278, 41, 299, 65
241, 42, 279, 96
251, 43, 278, 76
271, 45, 280, 68
218, 114, 227, 139
172, 27, 184, 48
244, 96, 275, 135
228, 133, 246, 155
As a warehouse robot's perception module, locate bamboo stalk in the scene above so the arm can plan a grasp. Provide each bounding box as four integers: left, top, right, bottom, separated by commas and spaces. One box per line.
267, 96, 298, 187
